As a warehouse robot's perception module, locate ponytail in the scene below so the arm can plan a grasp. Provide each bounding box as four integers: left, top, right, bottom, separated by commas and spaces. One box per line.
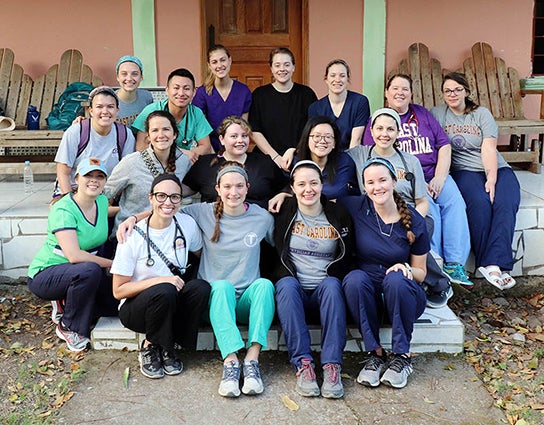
210, 197, 224, 242
393, 191, 415, 244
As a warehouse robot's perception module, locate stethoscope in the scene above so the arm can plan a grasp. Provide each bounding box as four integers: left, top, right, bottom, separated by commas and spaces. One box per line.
164, 102, 189, 145
145, 215, 186, 267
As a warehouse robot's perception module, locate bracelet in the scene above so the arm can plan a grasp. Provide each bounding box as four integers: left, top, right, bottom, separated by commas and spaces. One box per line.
404, 263, 412, 274
131, 215, 138, 223
272, 154, 280, 161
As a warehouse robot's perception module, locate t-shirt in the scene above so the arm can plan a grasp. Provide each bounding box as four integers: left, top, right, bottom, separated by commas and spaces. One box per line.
430, 104, 508, 172
308, 91, 370, 150
192, 81, 252, 152
54, 121, 136, 188
117, 89, 154, 128
110, 213, 203, 306
182, 202, 274, 297
28, 194, 109, 278
183, 152, 287, 208
289, 210, 339, 290
347, 145, 427, 206
249, 83, 317, 155
339, 195, 429, 284
104, 146, 191, 234
132, 100, 213, 150
362, 104, 450, 182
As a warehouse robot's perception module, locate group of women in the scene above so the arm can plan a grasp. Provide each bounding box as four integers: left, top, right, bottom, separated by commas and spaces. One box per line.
27, 46, 520, 397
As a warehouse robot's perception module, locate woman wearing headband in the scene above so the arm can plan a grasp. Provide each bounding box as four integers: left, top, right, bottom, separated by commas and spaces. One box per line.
111, 174, 210, 379
273, 160, 354, 399
340, 157, 428, 389
28, 158, 118, 352
182, 161, 275, 397
431, 72, 520, 290
362, 74, 473, 288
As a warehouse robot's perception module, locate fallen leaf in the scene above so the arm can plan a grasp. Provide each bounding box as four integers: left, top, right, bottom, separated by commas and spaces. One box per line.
281, 395, 299, 411
423, 396, 435, 404
527, 357, 539, 369
123, 367, 130, 389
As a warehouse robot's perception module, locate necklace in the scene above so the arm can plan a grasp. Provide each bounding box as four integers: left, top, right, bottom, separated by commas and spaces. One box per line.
375, 212, 394, 237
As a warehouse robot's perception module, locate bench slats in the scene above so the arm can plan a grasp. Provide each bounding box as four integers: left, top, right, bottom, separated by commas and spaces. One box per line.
68, 49, 83, 84
5, 63, 22, 121
496, 58, 514, 119
0, 48, 14, 113
31, 75, 45, 126
15, 74, 33, 127
482, 42, 502, 118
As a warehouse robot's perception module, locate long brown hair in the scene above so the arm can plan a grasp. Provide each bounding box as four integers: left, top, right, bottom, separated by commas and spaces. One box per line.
204, 45, 231, 95
145, 110, 180, 173
211, 160, 248, 243
393, 191, 415, 244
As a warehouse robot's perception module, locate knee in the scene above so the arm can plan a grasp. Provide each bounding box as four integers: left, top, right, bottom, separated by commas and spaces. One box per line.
74, 262, 104, 287
210, 280, 236, 298
317, 277, 342, 296
275, 277, 301, 298
251, 278, 275, 299
383, 271, 411, 296
187, 279, 211, 298
342, 270, 372, 293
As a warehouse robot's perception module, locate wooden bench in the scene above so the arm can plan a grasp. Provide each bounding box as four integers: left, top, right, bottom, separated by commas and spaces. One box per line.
0, 49, 103, 174
389, 42, 542, 173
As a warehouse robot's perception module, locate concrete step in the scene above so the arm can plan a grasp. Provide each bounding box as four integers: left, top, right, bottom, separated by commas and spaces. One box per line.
91, 305, 464, 354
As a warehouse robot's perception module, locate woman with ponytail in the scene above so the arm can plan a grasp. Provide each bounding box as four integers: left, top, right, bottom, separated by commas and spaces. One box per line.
182, 161, 275, 398
105, 110, 191, 238
339, 157, 428, 390
193, 45, 252, 152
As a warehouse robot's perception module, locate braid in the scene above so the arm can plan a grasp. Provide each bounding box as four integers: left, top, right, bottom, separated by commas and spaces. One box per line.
393, 191, 415, 244
166, 145, 177, 173
210, 146, 225, 167
210, 196, 224, 242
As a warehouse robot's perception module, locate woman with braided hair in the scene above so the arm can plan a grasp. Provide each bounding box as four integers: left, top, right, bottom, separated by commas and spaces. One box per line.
182, 161, 275, 398
105, 110, 191, 239
339, 157, 428, 390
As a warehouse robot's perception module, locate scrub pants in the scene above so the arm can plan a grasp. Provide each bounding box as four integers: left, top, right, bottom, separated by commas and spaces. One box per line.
427, 175, 471, 264
209, 278, 275, 359
342, 269, 426, 354
275, 276, 346, 370
28, 262, 117, 337
119, 279, 211, 351
452, 167, 520, 271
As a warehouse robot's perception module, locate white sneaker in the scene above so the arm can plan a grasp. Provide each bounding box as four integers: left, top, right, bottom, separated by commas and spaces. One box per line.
242, 360, 264, 395
218, 361, 241, 397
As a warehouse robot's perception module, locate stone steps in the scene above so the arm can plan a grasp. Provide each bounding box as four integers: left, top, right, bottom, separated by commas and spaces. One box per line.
91, 305, 464, 354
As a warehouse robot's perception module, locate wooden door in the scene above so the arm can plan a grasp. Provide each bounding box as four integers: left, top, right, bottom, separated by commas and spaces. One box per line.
203, 0, 304, 91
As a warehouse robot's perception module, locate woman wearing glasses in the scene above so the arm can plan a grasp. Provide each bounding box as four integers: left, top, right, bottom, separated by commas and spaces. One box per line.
111, 174, 210, 379
105, 110, 191, 237
362, 74, 473, 288
431, 72, 520, 290
268, 116, 359, 213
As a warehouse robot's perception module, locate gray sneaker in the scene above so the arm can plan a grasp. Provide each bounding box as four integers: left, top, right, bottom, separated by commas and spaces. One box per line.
357, 351, 387, 387
160, 347, 183, 376
295, 358, 320, 397
380, 354, 413, 389
139, 341, 164, 379
321, 363, 344, 399
242, 360, 264, 395
218, 361, 241, 397
55, 322, 90, 352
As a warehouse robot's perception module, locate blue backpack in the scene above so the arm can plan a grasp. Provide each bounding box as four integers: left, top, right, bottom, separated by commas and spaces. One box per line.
46, 82, 94, 130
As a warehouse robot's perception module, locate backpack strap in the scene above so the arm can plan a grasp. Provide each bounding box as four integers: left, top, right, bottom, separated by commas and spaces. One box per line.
77, 119, 92, 158
76, 119, 128, 161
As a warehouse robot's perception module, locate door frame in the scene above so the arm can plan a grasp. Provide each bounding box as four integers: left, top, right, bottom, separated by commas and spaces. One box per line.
199, 0, 310, 85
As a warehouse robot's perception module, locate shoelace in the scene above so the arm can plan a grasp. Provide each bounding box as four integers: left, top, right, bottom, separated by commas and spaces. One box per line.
362, 354, 384, 371
296, 360, 316, 381
244, 361, 260, 379
387, 355, 410, 373
223, 362, 240, 381
142, 345, 161, 369
323, 363, 339, 384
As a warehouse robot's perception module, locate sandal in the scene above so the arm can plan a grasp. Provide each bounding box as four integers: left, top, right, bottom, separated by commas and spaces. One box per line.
477, 266, 504, 290
500, 272, 517, 290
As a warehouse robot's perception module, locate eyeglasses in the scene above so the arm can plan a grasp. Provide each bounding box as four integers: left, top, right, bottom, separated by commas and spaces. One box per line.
443, 87, 465, 96
152, 192, 182, 204
309, 134, 335, 143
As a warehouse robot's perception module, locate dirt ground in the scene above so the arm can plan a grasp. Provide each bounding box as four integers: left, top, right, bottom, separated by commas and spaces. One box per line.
0, 277, 543, 425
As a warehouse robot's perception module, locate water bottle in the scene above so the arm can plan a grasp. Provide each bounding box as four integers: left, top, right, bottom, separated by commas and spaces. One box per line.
27, 105, 40, 130
23, 160, 34, 193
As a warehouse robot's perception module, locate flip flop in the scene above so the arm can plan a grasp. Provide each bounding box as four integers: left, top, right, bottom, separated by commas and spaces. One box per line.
477, 266, 504, 290
500, 272, 517, 290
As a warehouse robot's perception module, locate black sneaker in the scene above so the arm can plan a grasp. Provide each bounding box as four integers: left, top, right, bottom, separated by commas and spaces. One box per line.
357, 351, 387, 387
426, 285, 454, 309
139, 341, 164, 379
160, 347, 183, 376
380, 354, 413, 388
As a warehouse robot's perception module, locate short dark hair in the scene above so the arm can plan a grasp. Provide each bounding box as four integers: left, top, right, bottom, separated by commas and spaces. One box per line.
269, 47, 295, 66
167, 68, 196, 87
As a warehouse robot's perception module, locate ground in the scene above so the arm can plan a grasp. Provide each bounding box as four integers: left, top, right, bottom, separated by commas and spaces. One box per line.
0, 278, 542, 425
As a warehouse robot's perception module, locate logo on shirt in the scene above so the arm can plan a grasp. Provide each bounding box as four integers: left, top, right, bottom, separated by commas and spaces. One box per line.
244, 232, 259, 247
451, 134, 467, 150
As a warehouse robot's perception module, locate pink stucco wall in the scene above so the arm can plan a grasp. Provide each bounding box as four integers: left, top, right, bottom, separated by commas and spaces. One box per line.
308, 0, 364, 98
386, 0, 540, 118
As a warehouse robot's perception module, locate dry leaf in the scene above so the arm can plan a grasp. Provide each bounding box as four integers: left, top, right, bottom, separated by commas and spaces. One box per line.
281, 395, 299, 411
423, 396, 435, 404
